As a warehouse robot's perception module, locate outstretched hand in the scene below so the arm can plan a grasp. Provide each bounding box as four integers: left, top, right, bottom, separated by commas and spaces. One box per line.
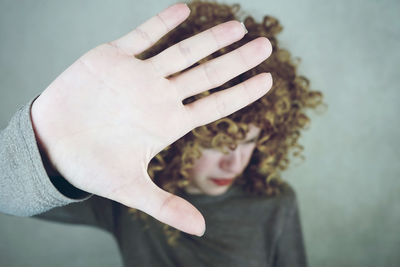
31, 2, 272, 236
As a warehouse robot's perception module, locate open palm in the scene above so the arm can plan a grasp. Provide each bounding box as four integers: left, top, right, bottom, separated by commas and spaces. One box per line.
31, 2, 272, 236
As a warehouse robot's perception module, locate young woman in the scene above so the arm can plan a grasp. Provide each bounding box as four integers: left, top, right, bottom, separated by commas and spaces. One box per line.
0, 0, 323, 266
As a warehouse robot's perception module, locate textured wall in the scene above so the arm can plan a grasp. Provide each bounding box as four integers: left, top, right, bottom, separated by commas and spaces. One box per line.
1, 0, 399, 266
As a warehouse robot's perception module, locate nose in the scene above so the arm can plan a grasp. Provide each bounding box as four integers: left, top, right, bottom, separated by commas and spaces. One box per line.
218, 147, 245, 174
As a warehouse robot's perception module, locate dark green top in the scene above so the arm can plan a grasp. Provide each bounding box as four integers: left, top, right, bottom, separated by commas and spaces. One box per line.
0, 95, 308, 267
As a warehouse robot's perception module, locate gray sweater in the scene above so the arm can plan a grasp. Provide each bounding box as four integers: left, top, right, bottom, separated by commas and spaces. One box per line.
0, 95, 308, 267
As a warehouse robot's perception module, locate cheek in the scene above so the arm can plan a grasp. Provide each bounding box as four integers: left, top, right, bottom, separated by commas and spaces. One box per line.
246, 145, 257, 156
191, 154, 221, 174
241, 145, 257, 161
192, 158, 215, 172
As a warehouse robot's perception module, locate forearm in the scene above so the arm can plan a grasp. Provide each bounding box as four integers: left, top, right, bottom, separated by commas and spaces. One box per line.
0, 95, 92, 217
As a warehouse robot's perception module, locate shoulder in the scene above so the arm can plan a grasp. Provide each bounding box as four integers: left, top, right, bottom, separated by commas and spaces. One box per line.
239, 181, 299, 208
279, 181, 297, 199
264, 181, 299, 208
243, 181, 300, 227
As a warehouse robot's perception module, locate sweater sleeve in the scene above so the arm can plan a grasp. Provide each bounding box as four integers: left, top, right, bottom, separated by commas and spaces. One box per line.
31, 194, 118, 234
0, 94, 93, 217
271, 185, 308, 267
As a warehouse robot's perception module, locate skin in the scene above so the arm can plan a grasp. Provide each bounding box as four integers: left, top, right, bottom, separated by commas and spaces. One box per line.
185, 124, 261, 196
30, 3, 272, 237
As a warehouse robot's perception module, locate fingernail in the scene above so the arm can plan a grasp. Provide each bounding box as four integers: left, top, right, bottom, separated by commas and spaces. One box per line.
198, 226, 206, 237
240, 21, 248, 34
266, 73, 273, 91
184, 3, 190, 11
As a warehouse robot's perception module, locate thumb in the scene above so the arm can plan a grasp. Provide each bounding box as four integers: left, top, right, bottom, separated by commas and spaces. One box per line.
120, 175, 206, 237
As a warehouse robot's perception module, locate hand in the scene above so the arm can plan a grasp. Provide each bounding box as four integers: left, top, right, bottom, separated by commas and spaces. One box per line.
30, 2, 272, 236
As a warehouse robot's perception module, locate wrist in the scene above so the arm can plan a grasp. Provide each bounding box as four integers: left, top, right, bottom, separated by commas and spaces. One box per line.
30, 98, 61, 177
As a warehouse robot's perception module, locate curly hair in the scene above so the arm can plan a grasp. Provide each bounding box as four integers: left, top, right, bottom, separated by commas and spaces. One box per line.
128, 0, 326, 246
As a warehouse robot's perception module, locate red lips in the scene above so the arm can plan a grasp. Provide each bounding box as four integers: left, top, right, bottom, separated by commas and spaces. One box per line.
210, 178, 234, 186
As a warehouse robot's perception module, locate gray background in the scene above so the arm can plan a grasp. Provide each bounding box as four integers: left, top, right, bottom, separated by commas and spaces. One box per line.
1, 0, 399, 266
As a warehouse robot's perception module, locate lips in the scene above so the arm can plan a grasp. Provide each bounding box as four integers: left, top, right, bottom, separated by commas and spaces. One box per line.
210, 177, 234, 186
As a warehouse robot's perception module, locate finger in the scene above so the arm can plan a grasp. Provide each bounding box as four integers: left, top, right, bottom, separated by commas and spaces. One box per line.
146, 20, 247, 78
184, 73, 273, 129
117, 175, 206, 237
170, 37, 272, 101
109, 3, 190, 56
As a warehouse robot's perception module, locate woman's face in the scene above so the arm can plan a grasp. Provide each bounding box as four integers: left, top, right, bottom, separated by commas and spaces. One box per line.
184, 124, 261, 196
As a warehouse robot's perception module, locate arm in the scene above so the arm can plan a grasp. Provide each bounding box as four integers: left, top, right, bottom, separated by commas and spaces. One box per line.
0, 95, 115, 233
0, 95, 93, 215
32, 192, 117, 234
271, 185, 308, 267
